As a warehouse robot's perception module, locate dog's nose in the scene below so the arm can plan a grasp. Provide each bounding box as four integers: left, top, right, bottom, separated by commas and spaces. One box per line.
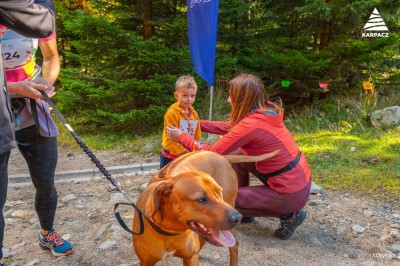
229, 211, 243, 226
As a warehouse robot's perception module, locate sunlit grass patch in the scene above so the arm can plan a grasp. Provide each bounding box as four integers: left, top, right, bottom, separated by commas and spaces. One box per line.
294, 127, 399, 199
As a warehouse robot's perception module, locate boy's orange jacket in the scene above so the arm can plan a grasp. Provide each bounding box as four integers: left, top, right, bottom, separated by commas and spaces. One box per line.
161, 102, 202, 159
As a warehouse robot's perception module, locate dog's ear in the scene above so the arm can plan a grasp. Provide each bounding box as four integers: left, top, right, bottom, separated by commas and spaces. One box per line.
147, 181, 173, 220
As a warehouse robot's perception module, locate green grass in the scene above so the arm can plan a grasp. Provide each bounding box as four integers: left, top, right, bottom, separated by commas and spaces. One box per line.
56, 88, 399, 201
5, 257, 14, 265
56, 121, 162, 154
293, 129, 399, 199
286, 88, 400, 200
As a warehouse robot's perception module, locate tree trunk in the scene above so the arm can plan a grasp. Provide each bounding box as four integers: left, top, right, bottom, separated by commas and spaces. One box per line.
231, 22, 238, 56
143, 0, 152, 40
319, 21, 332, 51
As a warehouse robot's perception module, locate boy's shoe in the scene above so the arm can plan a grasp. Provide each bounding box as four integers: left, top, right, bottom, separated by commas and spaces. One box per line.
38, 229, 73, 257
240, 216, 256, 223
274, 210, 306, 240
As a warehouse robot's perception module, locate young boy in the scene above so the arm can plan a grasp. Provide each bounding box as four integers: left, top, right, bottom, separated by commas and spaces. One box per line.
160, 76, 202, 168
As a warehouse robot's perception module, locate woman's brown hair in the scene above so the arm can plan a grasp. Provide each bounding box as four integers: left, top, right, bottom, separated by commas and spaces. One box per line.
228, 73, 281, 128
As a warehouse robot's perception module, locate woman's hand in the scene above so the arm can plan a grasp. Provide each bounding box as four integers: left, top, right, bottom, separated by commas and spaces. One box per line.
33, 78, 56, 98
166, 125, 183, 141
7, 80, 55, 99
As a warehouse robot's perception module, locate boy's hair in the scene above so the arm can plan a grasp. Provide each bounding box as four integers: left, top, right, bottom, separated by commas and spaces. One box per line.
175, 75, 197, 91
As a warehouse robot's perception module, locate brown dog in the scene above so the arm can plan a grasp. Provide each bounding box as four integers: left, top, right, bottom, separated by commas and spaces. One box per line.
132, 150, 279, 266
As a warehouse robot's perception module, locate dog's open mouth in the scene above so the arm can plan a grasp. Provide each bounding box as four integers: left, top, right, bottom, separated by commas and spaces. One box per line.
187, 221, 236, 247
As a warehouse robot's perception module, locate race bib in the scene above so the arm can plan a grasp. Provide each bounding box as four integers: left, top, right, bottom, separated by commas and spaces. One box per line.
180, 119, 198, 137
0, 27, 37, 70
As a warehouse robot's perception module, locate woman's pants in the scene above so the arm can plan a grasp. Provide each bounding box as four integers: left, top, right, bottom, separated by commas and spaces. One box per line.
16, 126, 58, 231
232, 161, 311, 218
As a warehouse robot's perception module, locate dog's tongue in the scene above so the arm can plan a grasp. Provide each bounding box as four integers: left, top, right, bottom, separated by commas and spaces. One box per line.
210, 229, 236, 247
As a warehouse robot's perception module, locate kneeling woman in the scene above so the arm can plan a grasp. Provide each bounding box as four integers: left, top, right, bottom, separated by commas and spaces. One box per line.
167, 73, 311, 240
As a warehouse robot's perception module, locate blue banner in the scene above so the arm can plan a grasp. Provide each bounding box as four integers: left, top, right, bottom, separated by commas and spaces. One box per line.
187, 0, 219, 86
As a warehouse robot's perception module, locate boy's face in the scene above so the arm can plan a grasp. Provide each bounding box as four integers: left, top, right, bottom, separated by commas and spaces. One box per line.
174, 86, 197, 109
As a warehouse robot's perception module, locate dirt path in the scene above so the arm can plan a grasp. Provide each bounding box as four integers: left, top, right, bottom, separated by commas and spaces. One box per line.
8, 145, 158, 176
4, 147, 400, 266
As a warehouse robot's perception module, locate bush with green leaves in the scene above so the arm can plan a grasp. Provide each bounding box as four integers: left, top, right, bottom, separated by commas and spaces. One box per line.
53, 1, 400, 135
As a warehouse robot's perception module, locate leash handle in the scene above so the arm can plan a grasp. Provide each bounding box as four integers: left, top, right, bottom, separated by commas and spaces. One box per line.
114, 202, 179, 236
114, 203, 144, 235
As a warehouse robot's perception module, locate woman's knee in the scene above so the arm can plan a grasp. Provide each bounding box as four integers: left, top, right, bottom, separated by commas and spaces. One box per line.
32, 178, 56, 195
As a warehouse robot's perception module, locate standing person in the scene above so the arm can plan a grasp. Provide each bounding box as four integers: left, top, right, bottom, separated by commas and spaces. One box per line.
167, 73, 311, 240
0, 1, 72, 264
0, 25, 73, 257
160, 75, 202, 168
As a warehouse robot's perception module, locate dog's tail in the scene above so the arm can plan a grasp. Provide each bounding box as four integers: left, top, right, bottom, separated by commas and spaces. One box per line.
223, 150, 280, 164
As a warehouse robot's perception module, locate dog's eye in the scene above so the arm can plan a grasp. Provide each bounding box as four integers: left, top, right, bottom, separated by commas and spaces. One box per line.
197, 197, 208, 204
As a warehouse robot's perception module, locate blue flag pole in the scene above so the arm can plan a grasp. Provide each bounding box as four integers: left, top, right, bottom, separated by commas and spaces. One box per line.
208, 85, 214, 122
187, 0, 219, 138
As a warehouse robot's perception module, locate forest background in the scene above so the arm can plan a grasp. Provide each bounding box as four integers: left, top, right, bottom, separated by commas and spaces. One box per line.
46, 0, 399, 198
52, 0, 399, 133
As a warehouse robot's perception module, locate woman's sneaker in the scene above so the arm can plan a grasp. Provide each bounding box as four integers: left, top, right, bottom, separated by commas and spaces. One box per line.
38, 229, 73, 257
274, 210, 306, 240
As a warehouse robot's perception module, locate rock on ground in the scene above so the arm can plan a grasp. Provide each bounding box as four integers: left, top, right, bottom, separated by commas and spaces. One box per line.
370, 106, 400, 129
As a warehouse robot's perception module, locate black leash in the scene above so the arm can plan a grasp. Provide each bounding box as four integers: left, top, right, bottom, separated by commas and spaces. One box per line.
41, 91, 177, 236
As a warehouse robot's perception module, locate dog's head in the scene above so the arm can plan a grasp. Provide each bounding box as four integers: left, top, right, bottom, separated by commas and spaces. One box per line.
146, 171, 241, 247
